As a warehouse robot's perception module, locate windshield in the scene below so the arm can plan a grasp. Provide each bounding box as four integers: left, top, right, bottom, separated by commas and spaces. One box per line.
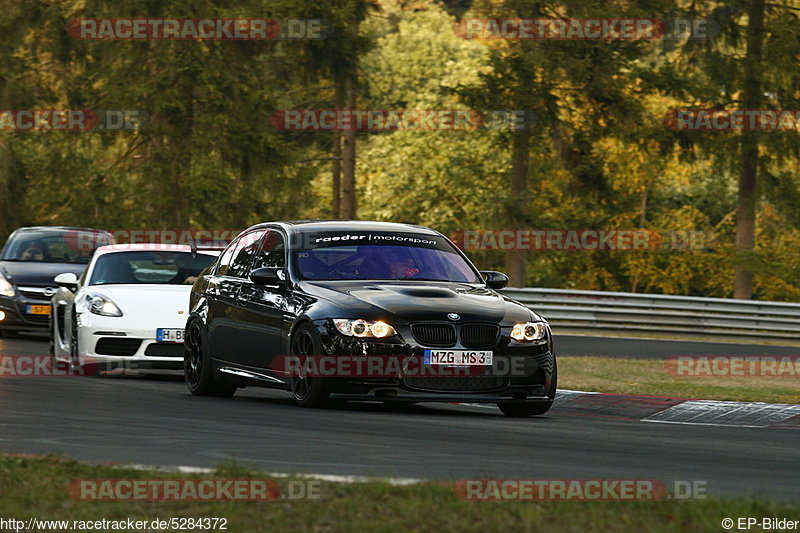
1, 230, 110, 264
89, 251, 216, 286
294, 232, 480, 282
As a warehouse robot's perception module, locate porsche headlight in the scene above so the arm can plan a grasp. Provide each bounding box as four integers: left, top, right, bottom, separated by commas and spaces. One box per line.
86, 293, 123, 317
0, 273, 15, 298
510, 322, 546, 342
333, 319, 396, 338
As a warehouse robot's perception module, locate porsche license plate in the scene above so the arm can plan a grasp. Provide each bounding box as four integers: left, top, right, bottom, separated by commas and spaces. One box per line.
157, 328, 184, 343
423, 350, 492, 365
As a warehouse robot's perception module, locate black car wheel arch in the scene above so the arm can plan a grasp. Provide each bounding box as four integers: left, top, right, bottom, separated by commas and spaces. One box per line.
184, 319, 236, 398
289, 322, 331, 407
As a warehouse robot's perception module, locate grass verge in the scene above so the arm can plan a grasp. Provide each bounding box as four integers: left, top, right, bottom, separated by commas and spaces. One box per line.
559, 356, 800, 404
0, 455, 797, 533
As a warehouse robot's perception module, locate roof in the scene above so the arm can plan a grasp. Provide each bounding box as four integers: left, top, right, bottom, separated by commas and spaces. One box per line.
94, 243, 220, 256
264, 220, 439, 235
13, 226, 111, 233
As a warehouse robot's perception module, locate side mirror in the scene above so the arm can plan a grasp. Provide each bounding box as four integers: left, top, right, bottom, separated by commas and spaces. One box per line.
54, 272, 79, 292
480, 270, 509, 290
250, 267, 284, 286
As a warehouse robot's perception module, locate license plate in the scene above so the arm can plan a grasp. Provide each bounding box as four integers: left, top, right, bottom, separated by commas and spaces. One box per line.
156, 328, 184, 343
26, 304, 51, 316
423, 350, 493, 365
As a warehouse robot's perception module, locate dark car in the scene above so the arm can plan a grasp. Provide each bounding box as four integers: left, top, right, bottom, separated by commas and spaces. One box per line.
184, 221, 556, 417
0, 226, 112, 336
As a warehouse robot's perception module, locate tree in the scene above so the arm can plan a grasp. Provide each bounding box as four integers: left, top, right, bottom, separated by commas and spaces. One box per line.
461, 0, 666, 286
734, 0, 765, 299
655, 0, 800, 299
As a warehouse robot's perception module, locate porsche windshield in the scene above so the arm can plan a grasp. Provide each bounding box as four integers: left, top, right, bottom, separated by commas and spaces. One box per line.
89, 251, 216, 285
294, 233, 480, 282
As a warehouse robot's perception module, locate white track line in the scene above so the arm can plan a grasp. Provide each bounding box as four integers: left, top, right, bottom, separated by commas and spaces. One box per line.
122, 463, 423, 486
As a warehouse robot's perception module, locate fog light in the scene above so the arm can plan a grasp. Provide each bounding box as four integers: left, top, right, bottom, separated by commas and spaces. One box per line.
0, 310, 5, 321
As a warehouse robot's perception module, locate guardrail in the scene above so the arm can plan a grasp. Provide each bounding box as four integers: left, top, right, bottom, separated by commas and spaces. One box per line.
500, 288, 800, 343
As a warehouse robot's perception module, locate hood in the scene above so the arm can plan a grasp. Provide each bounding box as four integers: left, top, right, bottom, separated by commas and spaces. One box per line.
78, 284, 193, 330
86, 284, 192, 311
0, 261, 87, 287
302, 281, 538, 324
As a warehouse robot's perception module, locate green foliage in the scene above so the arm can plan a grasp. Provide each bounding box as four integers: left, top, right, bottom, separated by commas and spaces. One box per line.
2, 0, 800, 299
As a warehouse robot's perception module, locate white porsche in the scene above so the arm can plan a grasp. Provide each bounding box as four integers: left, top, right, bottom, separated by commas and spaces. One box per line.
50, 243, 219, 370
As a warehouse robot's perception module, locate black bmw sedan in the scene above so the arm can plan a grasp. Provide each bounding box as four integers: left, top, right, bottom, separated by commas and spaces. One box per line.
184, 220, 556, 417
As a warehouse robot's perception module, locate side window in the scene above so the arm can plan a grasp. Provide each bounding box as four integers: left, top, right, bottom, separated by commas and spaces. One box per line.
229, 230, 266, 278
216, 237, 241, 277
252, 230, 286, 270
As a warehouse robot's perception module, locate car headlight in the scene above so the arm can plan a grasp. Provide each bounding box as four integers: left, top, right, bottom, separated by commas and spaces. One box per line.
0, 273, 15, 298
86, 293, 123, 317
510, 322, 547, 342
333, 319, 396, 338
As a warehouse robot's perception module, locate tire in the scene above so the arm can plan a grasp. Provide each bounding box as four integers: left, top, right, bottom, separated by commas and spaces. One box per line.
49, 312, 71, 373
69, 314, 81, 371
68, 316, 98, 375
48, 318, 60, 370
497, 358, 557, 417
49, 312, 58, 357
184, 320, 236, 397
289, 323, 330, 408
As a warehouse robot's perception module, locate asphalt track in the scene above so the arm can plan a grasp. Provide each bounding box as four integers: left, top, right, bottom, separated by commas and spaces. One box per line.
558, 334, 800, 358
1, 333, 798, 500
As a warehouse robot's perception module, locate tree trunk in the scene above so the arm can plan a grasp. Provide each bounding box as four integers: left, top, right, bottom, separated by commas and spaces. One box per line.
0, 142, 28, 237
733, 0, 765, 299
340, 16, 359, 220
505, 129, 530, 287
331, 78, 345, 219
331, 129, 341, 218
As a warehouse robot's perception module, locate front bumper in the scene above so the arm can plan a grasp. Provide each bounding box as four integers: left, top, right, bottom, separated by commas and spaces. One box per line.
0, 294, 51, 331
60, 313, 185, 370
310, 319, 556, 403
329, 388, 552, 403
